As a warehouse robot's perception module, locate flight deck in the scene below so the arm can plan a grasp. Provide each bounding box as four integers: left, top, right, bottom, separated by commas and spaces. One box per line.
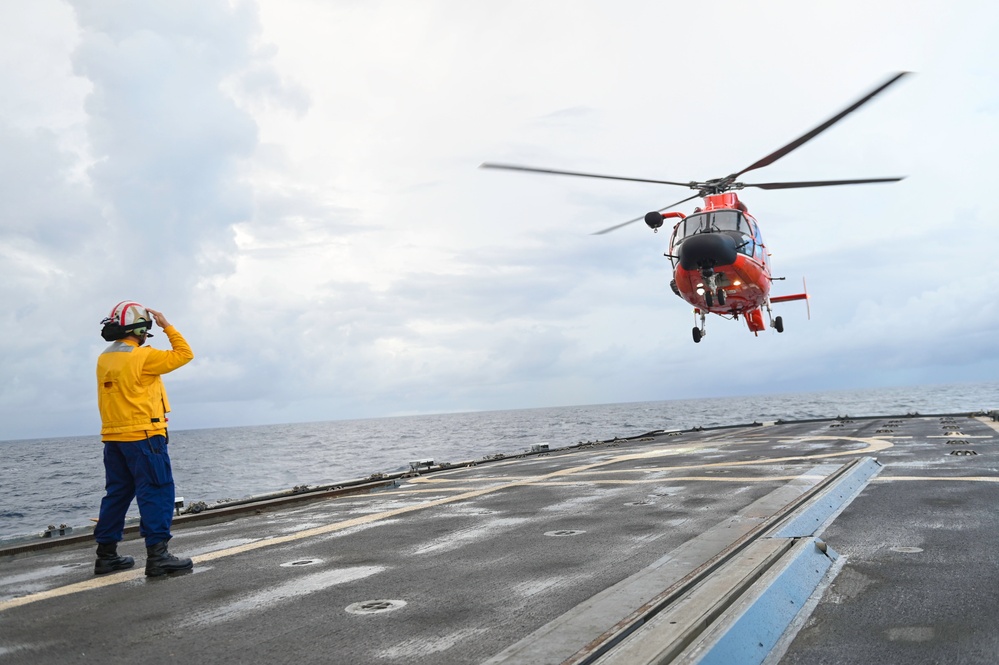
1, 413, 997, 664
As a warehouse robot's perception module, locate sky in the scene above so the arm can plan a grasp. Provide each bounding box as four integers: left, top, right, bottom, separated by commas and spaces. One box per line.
1, 0, 997, 441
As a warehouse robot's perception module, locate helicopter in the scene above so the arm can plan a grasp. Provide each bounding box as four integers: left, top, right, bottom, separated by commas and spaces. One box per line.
482, 72, 909, 343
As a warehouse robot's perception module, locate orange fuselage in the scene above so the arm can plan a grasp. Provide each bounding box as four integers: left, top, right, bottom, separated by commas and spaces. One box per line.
666, 193, 773, 332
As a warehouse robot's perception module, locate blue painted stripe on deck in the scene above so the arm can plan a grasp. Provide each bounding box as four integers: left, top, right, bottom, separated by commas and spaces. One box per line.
771, 457, 882, 538
696, 538, 838, 665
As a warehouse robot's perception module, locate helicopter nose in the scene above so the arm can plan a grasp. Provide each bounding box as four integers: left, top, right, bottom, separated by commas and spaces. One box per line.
677, 233, 738, 271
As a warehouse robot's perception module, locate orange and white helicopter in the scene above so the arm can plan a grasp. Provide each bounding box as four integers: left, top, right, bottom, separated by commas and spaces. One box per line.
483, 72, 908, 343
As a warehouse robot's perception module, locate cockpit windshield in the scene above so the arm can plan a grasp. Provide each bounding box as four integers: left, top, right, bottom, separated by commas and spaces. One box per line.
675, 210, 749, 238
669, 210, 759, 261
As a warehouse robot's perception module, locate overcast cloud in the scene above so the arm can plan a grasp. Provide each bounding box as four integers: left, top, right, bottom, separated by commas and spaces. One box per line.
1, 0, 997, 440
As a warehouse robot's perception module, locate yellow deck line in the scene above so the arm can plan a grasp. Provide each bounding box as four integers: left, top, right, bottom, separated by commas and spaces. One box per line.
408, 436, 893, 485
974, 416, 999, 434
0, 436, 889, 613
0, 444, 702, 612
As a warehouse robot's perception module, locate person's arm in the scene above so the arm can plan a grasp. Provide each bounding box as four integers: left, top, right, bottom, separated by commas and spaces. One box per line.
142, 309, 194, 374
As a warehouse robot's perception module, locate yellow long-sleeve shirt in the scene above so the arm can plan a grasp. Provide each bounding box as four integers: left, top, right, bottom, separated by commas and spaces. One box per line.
96, 326, 194, 441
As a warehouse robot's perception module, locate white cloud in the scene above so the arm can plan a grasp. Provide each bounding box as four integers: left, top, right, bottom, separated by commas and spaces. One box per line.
1, 0, 997, 439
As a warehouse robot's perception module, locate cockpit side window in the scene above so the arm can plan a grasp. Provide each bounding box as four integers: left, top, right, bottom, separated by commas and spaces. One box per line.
746, 217, 765, 261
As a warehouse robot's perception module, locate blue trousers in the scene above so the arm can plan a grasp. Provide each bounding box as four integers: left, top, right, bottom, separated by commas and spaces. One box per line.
95, 435, 175, 548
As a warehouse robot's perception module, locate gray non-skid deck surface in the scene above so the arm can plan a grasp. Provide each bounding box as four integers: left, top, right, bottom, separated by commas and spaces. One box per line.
778, 416, 999, 665
0, 416, 995, 664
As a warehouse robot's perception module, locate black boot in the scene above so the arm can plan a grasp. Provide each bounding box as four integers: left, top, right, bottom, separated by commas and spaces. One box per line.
145, 541, 193, 577
94, 541, 135, 575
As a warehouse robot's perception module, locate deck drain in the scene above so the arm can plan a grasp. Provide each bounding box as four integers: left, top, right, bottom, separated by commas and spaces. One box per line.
949, 450, 978, 456
280, 558, 322, 567
346, 599, 407, 615
545, 530, 586, 537
891, 546, 923, 553
946, 440, 969, 445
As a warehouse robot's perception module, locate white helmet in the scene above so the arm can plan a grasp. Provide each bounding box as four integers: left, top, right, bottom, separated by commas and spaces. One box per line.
100, 301, 154, 340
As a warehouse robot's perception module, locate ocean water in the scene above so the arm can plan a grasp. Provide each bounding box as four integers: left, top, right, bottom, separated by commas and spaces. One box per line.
1, 382, 997, 543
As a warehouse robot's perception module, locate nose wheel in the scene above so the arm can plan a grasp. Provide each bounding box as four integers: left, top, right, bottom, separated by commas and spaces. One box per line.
701, 272, 722, 309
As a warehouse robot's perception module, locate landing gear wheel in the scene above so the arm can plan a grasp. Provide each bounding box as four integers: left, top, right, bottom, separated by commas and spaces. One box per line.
774, 316, 784, 333
704, 292, 713, 308
692, 327, 702, 343
716, 289, 726, 306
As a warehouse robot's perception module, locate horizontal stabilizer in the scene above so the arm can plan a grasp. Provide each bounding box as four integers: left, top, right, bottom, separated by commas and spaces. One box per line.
770, 293, 807, 303
771, 278, 810, 319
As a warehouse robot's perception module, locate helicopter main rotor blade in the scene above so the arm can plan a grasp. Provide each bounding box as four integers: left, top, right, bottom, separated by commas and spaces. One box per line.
480, 162, 692, 188
742, 176, 906, 190
731, 72, 910, 179
591, 193, 702, 235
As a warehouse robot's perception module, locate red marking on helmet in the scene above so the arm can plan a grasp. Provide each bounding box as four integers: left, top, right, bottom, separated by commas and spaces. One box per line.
115, 301, 143, 325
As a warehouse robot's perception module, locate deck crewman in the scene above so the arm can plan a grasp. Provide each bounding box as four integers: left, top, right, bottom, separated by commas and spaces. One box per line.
93, 301, 195, 577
